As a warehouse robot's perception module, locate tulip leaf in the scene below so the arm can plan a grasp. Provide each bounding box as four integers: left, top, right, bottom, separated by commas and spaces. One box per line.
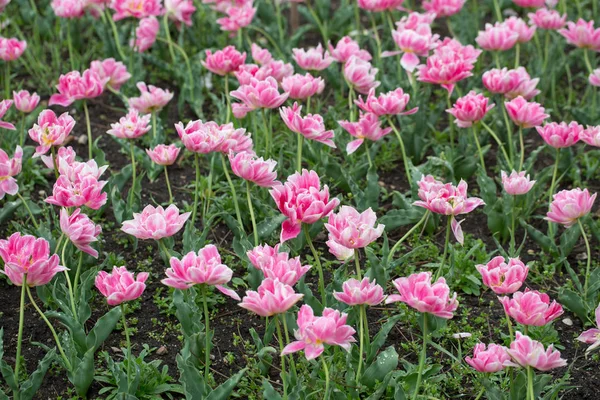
558, 288, 590, 323
558, 225, 581, 258
519, 220, 557, 256
379, 208, 424, 232
367, 315, 402, 364
18, 347, 56, 400
206, 368, 247, 400
87, 306, 122, 351
261, 379, 283, 400
71, 348, 95, 397
0, 329, 17, 391
361, 346, 399, 388
364, 370, 394, 400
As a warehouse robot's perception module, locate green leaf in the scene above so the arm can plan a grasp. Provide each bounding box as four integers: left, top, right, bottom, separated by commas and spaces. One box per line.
0, 329, 17, 391
361, 346, 399, 388
177, 345, 209, 399
367, 315, 402, 364
71, 348, 95, 397
558, 288, 590, 323
379, 209, 424, 232
206, 368, 247, 400
261, 379, 283, 400
476, 170, 497, 207
520, 220, 557, 255
87, 307, 122, 351
558, 225, 581, 258
0, 200, 21, 224
19, 347, 57, 400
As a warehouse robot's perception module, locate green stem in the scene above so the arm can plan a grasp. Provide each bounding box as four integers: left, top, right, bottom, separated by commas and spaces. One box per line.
221, 153, 244, 234
156, 37, 194, 100
434, 217, 452, 280
321, 357, 330, 400
157, 239, 171, 259
510, 195, 516, 257
474, 387, 485, 400
163, 14, 176, 63
274, 0, 285, 44
542, 31, 550, 74
246, 180, 258, 246
518, 126, 525, 171
191, 153, 200, 227
19, 114, 25, 147
14, 275, 27, 387
547, 148, 560, 234
28, 0, 38, 14
493, 0, 503, 21
61, 240, 77, 317
354, 250, 362, 279
106, 10, 127, 60
388, 118, 413, 187
245, 25, 284, 59
66, 20, 75, 71
296, 133, 304, 172
480, 121, 512, 169
3, 63, 8, 100
355, 305, 365, 385
514, 43, 520, 69
584, 49, 594, 75
120, 304, 132, 390
306, 1, 328, 44
505, 309, 514, 341
151, 111, 157, 142
201, 284, 211, 378
354, 2, 361, 42
446, 94, 455, 149
225, 76, 231, 124
51, 146, 59, 179
388, 211, 430, 263
500, 103, 514, 164
73, 252, 83, 297
412, 315, 427, 400
348, 86, 355, 122
303, 224, 327, 306
527, 366, 535, 400
365, 141, 372, 168
369, 13, 381, 61
83, 101, 92, 160
203, 154, 215, 221
276, 316, 288, 400
128, 141, 137, 209
472, 125, 485, 171
164, 166, 173, 204
281, 314, 296, 376
16, 192, 39, 229
579, 219, 592, 299
261, 108, 272, 158
494, 52, 500, 69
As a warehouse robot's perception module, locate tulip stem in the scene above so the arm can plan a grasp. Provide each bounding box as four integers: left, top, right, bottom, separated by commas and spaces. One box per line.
354, 251, 362, 279
480, 121, 512, 169
514, 43, 520, 69
435, 217, 452, 280
51, 146, 60, 179
61, 240, 77, 317
120, 304, 132, 391
510, 195, 517, 257
388, 211, 430, 263
281, 314, 297, 376
584, 49, 594, 75
3, 63, 8, 100
500, 104, 514, 164
26, 285, 72, 371
201, 284, 211, 379
527, 366, 535, 400
547, 148, 560, 236
412, 315, 427, 400
474, 387, 485, 400
388, 118, 413, 187
221, 153, 244, 234
579, 219, 592, 300
224, 76, 231, 124
354, 3, 361, 42
204, 154, 215, 222
365, 142, 373, 168
296, 133, 304, 172
151, 111, 157, 143
348, 86, 355, 122
472, 125, 485, 171
504, 309, 514, 341
518, 126, 525, 171
321, 357, 330, 399
274, 0, 285, 45
191, 153, 200, 227
306, 1, 328, 44
355, 305, 365, 385
163, 14, 176, 63
246, 181, 258, 246
66, 20, 75, 71
157, 239, 171, 259
14, 275, 26, 388
16, 192, 39, 229
19, 114, 25, 147
276, 316, 288, 400
303, 224, 327, 307
369, 13, 381, 61
261, 109, 272, 158
542, 31, 550, 74
164, 166, 173, 204
128, 141, 137, 209
73, 252, 83, 298
83, 101, 92, 160
446, 94, 455, 150
106, 10, 127, 60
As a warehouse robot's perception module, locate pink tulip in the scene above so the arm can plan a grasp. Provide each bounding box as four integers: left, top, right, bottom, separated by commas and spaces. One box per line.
229, 151, 278, 187
505, 96, 549, 128
279, 103, 336, 148
357, 0, 404, 12
28, 109, 76, 157
202, 46, 246, 76
577, 302, 600, 353
465, 343, 511, 373
46, 160, 108, 210
107, 109, 152, 139
270, 169, 340, 242
446, 90, 495, 128
476, 256, 529, 294
0, 145, 22, 199
384, 23, 439, 72
0, 233, 66, 287
396, 11, 437, 30
343, 55, 380, 95
52, 0, 85, 18
328, 36, 372, 63
251, 43, 273, 65
49, 69, 108, 107
41, 146, 76, 171
13, 90, 40, 113
254, 60, 295, 83
501, 170, 536, 195
499, 289, 564, 326
386, 271, 459, 319
476, 23, 519, 51
355, 88, 418, 117
230, 77, 289, 119
247, 243, 311, 286
504, 17, 536, 43
334, 277, 385, 306
146, 144, 180, 165
90, 58, 131, 90
217, 4, 256, 33
559, 19, 600, 50
512, 0, 545, 7
338, 112, 392, 154
281, 73, 325, 100
506, 332, 567, 371
60, 208, 102, 257
129, 82, 173, 114
325, 206, 384, 261
216, 123, 254, 154
176, 119, 224, 153
0, 37, 26, 61
528, 8, 566, 30
281, 304, 356, 360
536, 121, 583, 148
110, 0, 162, 20
0, 0, 9, 12
239, 278, 304, 317
482, 67, 540, 100
164, 0, 196, 27
162, 245, 240, 300
121, 204, 190, 240
132, 16, 159, 52
581, 125, 600, 146
84, 0, 106, 18
292, 44, 334, 71
0, 99, 15, 130
545, 188, 596, 227
422, 0, 465, 17
95, 266, 148, 306
590, 68, 600, 87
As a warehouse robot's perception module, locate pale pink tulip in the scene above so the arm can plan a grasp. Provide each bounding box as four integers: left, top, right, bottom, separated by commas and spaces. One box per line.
501, 170, 536, 195
506, 332, 567, 371
41, 146, 76, 171
422, 0, 465, 17
146, 144, 180, 165
251, 43, 273, 65
107, 109, 152, 139
325, 206, 384, 261
28, 110, 76, 157
292, 44, 334, 71
446, 90, 495, 128
559, 19, 600, 50
60, 208, 102, 257
95, 266, 148, 306
230, 77, 289, 118
176, 119, 224, 153
281, 73, 325, 100
465, 343, 511, 373
229, 151, 278, 187
581, 125, 600, 146
338, 112, 392, 154
536, 121, 583, 148
129, 82, 173, 114
343, 55, 380, 94
0, 99, 15, 130
384, 23, 439, 72
121, 204, 190, 240
239, 278, 304, 317
90, 58, 131, 90
482, 67, 540, 100
216, 124, 253, 154
528, 8, 566, 30
0, 145, 22, 199
110, 0, 162, 20
45, 160, 108, 209
217, 4, 256, 33
499, 289, 563, 326
0, 37, 26, 61
164, 0, 196, 27
504, 17, 536, 43
577, 302, 600, 353
333, 277, 385, 306
505, 96, 549, 128
247, 243, 310, 286
279, 103, 336, 148
476, 256, 529, 294
13, 90, 40, 113
49, 69, 108, 107
545, 188, 596, 227
202, 46, 247, 76
254, 60, 294, 83
355, 88, 418, 117
395, 11, 436, 30
132, 16, 159, 52
328, 36, 372, 63
590, 69, 600, 87
476, 23, 519, 51
52, 0, 85, 18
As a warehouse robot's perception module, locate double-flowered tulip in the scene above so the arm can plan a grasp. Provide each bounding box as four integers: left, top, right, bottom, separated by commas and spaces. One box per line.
95, 266, 148, 306
334, 278, 385, 306
247, 243, 310, 286
546, 188, 596, 227
121, 204, 190, 240
506, 332, 567, 371
324, 206, 384, 261
239, 278, 303, 317
465, 343, 511, 373
60, 208, 102, 257
499, 289, 563, 326
477, 256, 529, 294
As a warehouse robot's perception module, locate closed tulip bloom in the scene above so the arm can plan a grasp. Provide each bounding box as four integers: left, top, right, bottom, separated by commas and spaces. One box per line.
251, 43, 273, 65
239, 278, 304, 317
476, 256, 529, 294
386, 271, 459, 319
447, 90, 495, 128
343, 55, 380, 94
230, 77, 289, 118
325, 206, 384, 261
229, 151, 278, 187
528, 8, 566, 30
281, 304, 356, 360
292, 44, 334, 71
504, 17, 536, 43
546, 188, 596, 227
328, 36, 372, 63
60, 208, 102, 257
129, 82, 173, 114
164, 0, 196, 27
581, 125, 600, 146
577, 303, 600, 353
270, 169, 340, 242
357, 0, 404, 12
500, 289, 563, 326
281, 73, 325, 100
536, 121, 582, 148
0, 233, 66, 287
505, 96, 549, 128
0, 99, 15, 130
217, 4, 256, 33
501, 170, 536, 195
107, 109, 152, 139
559, 19, 600, 50
422, 0, 465, 17
338, 112, 392, 154
146, 144, 180, 165
202, 46, 246, 76
355, 88, 418, 116
90, 58, 131, 90
162, 245, 240, 300
13, 90, 40, 113
513, 0, 545, 6
28, 110, 76, 157
95, 266, 148, 306
110, 0, 162, 20
476, 23, 519, 51
506, 332, 567, 371
132, 16, 159, 52
176, 119, 224, 153
0, 145, 22, 199
279, 103, 336, 148
334, 277, 385, 306
465, 343, 511, 373
121, 204, 190, 240
247, 243, 310, 286
49, 69, 108, 107
0, 37, 26, 61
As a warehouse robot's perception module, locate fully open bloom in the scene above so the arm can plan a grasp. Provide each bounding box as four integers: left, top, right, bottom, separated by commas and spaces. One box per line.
279, 103, 336, 148
292, 44, 334, 71
338, 112, 392, 154
446, 90, 495, 128
49, 69, 108, 107
0, 145, 22, 199
164, 0, 196, 27
176, 119, 224, 153
28, 110, 76, 157
386, 271, 458, 319
281, 73, 325, 100
0, 99, 14, 130
60, 208, 102, 257
357, 0, 404, 12
501, 170, 536, 195
217, 4, 256, 33
483, 67, 540, 100
559, 19, 600, 50
384, 23, 438, 72
230, 77, 289, 118
247, 244, 310, 286
536, 121, 583, 148
90, 58, 131, 90
45, 159, 108, 209
476, 256, 529, 294
465, 343, 511, 373
162, 245, 240, 300
121, 204, 190, 240
51, 0, 85, 18
95, 266, 148, 306
334, 278, 385, 306
500, 289, 563, 326
504, 17, 536, 43
355, 88, 418, 116
202, 46, 246, 76
251, 43, 273, 65
506, 332, 567, 371
476, 23, 520, 51
528, 8, 566, 30
0, 37, 26, 61
581, 125, 600, 146
328, 36, 372, 63
577, 302, 600, 353
422, 0, 465, 17
107, 109, 152, 139
239, 278, 303, 317
132, 16, 159, 52
281, 305, 356, 360
229, 151, 278, 187
129, 82, 173, 114
146, 144, 180, 165
13, 90, 40, 113
0, 233, 66, 287
343, 55, 380, 94
325, 206, 384, 261
41, 146, 76, 171
545, 188, 596, 227
216, 124, 253, 154
270, 169, 340, 242
505, 96, 549, 128
110, 0, 162, 20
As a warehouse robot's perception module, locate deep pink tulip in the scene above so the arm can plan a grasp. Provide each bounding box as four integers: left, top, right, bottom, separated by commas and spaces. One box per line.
334, 277, 385, 306
239, 278, 304, 317
357, 0, 404, 12
559, 19, 600, 50
512, 0, 545, 7
581, 125, 600, 146
577, 303, 600, 353
396, 11, 436, 30
164, 0, 196, 27
121, 204, 190, 240
49, 69, 108, 107
132, 16, 159, 52
338, 112, 392, 154
251, 43, 273, 65
279, 103, 336, 148
343, 55, 380, 95
482, 67, 540, 100
328, 36, 372, 63
107, 109, 152, 139
51, 0, 85, 18
384, 23, 438, 72
536, 121, 582, 148
247, 243, 311, 286
501, 170, 536, 195
0, 145, 22, 199
41, 146, 75, 171
254, 60, 294, 83
355, 88, 418, 117
504, 17, 536, 43
386, 271, 459, 319
292, 44, 334, 71
230, 77, 289, 118
217, 4, 256, 33
202, 46, 246, 76
545, 188, 596, 227
281, 73, 325, 100
270, 169, 340, 242
110, 0, 162, 20
422, 0, 465, 17
90, 58, 131, 90
146, 144, 180, 166
528, 8, 566, 30
13, 90, 40, 113
476, 256, 529, 294
95, 266, 148, 306
325, 206, 384, 261
0, 37, 26, 61
281, 304, 356, 360
229, 150, 278, 187
476, 23, 520, 51
60, 208, 102, 257
446, 90, 495, 128
465, 343, 511, 373
28, 110, 76, 157
176, 119, 224, 153
216, 123, 254, 154
506, 332, 567, 371
162, 245, 240, 300
499, 289, 564, 326
45, 160, 108, 210
129, 82, 173, 114
0, 233, 66, 287
505, 96, 549, 128
0, 99, 15, 130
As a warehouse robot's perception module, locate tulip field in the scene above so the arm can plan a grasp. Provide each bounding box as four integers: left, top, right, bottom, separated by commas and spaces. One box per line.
2, 0, 600, 399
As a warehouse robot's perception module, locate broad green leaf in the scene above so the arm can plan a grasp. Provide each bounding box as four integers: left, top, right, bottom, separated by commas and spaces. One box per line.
206, 368, 247, 400
361, 347, 399, 388
19, 347, 56, 400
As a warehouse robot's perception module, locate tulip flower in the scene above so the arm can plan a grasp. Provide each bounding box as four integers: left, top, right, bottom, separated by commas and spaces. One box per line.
121, 204, 190, 243
280, 103, 336, 154
528, 8, 566, 31
559, 19, 600, 51
164, 0, 196, 27
132, 16, 159, 53
590, 69, 600, 87
239, 278, 303, 317
577, 302, 600, 354
499, 289, 563, 327
483, 67, 540, 100
281, 73, 325, 101
513, 0, 545, 7
355, 88, 418, 117
230, 76, 289, 119
334, 278, 384, 306
251, 43, 273, 65
13, 90, 39, 113
292, 44, 334, 71
338, 112, 392, 159
216, 4, 256, 33
384, 23, 439, 73
107, 109, 152, 139
129, 82, 173, 116
90, 58, 131, 90
357, 0, 404, 11
202, 46, 246, 76
476, 23, 519, 52
49, 69, 107, 107
146, 144, 180, 202
28, 110, 76, 158
60, 208, 102, 258
45, 158, 108, 210
422, 0, 465, 17
506, 331, 567, 371
465, 343, 511, 373
501, 170, 535, 196
328, 36, 372, 63
581, 125, 600, 146
343, 55, 380, 95
247, 243, 311, 286
110, 0, 162, 20
0, 145, 22, 200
